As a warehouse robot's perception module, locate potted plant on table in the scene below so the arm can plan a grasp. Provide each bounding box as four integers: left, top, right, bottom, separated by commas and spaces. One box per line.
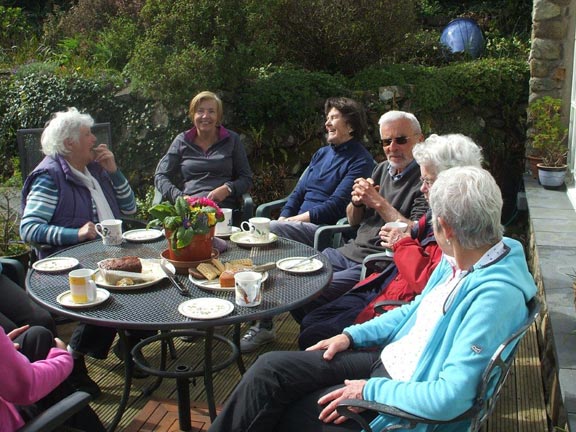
147, 196, 224, 262
528, 96, 569, 189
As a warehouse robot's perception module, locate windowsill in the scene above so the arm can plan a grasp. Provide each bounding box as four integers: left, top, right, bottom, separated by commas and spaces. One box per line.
524, 175, 576, 430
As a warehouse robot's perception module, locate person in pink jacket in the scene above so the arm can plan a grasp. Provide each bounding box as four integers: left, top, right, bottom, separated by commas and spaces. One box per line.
0, 325, 104, 431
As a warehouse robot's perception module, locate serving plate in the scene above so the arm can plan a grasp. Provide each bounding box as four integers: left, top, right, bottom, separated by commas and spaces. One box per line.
160, 248, 220, 275
276, 257, 324, 274
188, 271, 269, 292
122, 229, 163, 243
57, 288, 110, 308
95, 259, 174, 290
229, 232, 278, 247
32, 257, 79, 273
178, 298, 234, 320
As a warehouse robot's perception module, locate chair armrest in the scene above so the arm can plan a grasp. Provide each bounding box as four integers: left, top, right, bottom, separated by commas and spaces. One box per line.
17, 391, 92, 432
0, 257, 26, 287
314, 223, 354, 251
374, 300, 408, 314
360, 252, 393, 279
121, 216, 147, 230
255, 198, 288, 218
336, 399, 474, 432
242, 192, 254, 221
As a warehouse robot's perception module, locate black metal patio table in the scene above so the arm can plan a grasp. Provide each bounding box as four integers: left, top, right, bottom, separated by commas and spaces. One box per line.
25, 236, 332, 431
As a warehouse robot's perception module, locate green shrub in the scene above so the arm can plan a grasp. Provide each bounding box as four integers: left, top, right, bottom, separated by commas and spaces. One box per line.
0, 6, 33, 49
126, 0, 255, 105
263, 0, 417, 75
234, 67, 348, 169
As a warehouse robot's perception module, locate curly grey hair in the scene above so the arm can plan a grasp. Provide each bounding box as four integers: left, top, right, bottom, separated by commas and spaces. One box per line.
429, 166, 503, 249
413, 134, 483, 175
41, 107, 94, 157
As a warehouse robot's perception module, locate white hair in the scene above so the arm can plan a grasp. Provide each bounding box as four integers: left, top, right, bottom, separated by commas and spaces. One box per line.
41, 107, 94, 157
378, 110, 422, 138
429, 166, 503, 249
413, 134, 483, 175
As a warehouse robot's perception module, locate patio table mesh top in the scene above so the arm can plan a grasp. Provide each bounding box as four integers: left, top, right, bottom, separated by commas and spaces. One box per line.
26, 236, 332, 330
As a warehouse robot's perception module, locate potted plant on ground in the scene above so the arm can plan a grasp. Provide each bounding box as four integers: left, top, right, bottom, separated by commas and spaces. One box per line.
528, 96, 568, 189
0, 186, 31, 268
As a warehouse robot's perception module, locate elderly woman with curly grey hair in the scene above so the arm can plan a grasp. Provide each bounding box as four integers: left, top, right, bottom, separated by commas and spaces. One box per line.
208, 165, 536, 432
20, 107, 136, 257
20, 107, 146, 398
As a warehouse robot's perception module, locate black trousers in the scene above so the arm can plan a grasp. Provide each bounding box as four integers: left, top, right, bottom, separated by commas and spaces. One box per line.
14, 326, 106, 431
0, 273, 56, 335
208, 349, 386, 432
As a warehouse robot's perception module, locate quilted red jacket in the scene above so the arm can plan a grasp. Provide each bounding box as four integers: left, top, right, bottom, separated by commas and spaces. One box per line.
354, 213, 442, 324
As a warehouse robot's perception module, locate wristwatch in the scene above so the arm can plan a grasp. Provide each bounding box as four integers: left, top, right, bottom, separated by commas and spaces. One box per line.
225, 183, 233, 194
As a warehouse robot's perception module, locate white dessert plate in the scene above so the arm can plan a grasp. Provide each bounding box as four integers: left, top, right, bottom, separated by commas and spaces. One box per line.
94, 259, 174, 290
215, 226, 241, 239
32, 257, 79, 273
229, 232, 278, 247
122, 229, 163, 242
57, 288, 110, 309
178, 298, 234, 320
188, 271, 269, 292
276, 257, 324, 274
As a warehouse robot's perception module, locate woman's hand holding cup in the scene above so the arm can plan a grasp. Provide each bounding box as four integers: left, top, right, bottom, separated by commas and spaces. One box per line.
380, 221, 409, 256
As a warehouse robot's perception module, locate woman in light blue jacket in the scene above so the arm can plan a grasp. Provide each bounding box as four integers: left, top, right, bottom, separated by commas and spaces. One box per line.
208, 166, 537, 432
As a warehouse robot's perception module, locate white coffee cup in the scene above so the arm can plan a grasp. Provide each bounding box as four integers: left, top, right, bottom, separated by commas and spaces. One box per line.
382, 221, 409, 257
216, 208, 234, 234
69, 268, 97, 304
234, 271, 263, 307
240, 217, 271, 242
95, 219, 123, 246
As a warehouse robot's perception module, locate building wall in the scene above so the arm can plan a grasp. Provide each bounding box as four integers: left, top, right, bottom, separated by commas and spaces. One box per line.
529, 0, 575, 114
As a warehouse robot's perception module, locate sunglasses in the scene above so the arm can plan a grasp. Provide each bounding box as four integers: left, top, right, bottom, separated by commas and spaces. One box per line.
381, 135, 413, 146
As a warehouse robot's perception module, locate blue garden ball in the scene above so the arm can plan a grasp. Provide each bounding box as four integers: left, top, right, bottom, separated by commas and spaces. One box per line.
440, 18, 485, 59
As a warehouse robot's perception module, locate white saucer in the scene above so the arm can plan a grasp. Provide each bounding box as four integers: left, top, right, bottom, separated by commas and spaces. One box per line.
229, 232, 278, 247
57, 288, 110, 308
32, 257, 79, 273
215, 226, 241, 239
122, 229, 163, 242
178, 298, 234, 320
276, 257, 324, 274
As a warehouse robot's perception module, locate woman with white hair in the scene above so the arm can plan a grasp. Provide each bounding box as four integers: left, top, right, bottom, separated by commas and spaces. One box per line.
20, 107, 136, 258
208, 166, 537, 432
20, 107, 145, 398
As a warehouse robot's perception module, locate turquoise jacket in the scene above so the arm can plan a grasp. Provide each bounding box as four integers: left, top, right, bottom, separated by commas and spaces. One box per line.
344, 237, 536, 432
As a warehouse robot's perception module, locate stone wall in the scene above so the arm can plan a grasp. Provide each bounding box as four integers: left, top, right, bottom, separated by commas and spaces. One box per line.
529, 0, 574, 105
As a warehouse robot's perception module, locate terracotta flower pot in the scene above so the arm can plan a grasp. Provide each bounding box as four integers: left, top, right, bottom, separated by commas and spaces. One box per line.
165, 226, 215, 262
526, 155, 543, 179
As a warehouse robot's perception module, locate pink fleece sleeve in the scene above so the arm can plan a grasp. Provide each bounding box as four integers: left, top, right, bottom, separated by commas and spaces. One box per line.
0, 329, 73, 405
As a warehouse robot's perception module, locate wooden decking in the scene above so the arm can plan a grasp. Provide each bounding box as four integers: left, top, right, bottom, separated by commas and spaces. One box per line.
65, 312, 549, 431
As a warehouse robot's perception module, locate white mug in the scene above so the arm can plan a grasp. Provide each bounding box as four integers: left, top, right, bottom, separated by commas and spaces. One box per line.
234, 271, 263, 307
240, 217, 271, 242
69, 269, 97, 304
382, 221, 408, 257
95, 219, 123, 246
216, 208, 234, 234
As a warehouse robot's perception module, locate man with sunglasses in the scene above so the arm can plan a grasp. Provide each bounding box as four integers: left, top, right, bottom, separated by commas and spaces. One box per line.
291, 110, 428, 323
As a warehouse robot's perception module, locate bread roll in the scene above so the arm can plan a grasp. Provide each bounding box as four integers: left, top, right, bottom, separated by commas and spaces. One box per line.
219, 270, 236, 288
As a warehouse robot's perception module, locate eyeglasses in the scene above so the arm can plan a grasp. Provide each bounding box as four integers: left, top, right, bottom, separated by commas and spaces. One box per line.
381, 135, 414, 146
420, 176, 435, 187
